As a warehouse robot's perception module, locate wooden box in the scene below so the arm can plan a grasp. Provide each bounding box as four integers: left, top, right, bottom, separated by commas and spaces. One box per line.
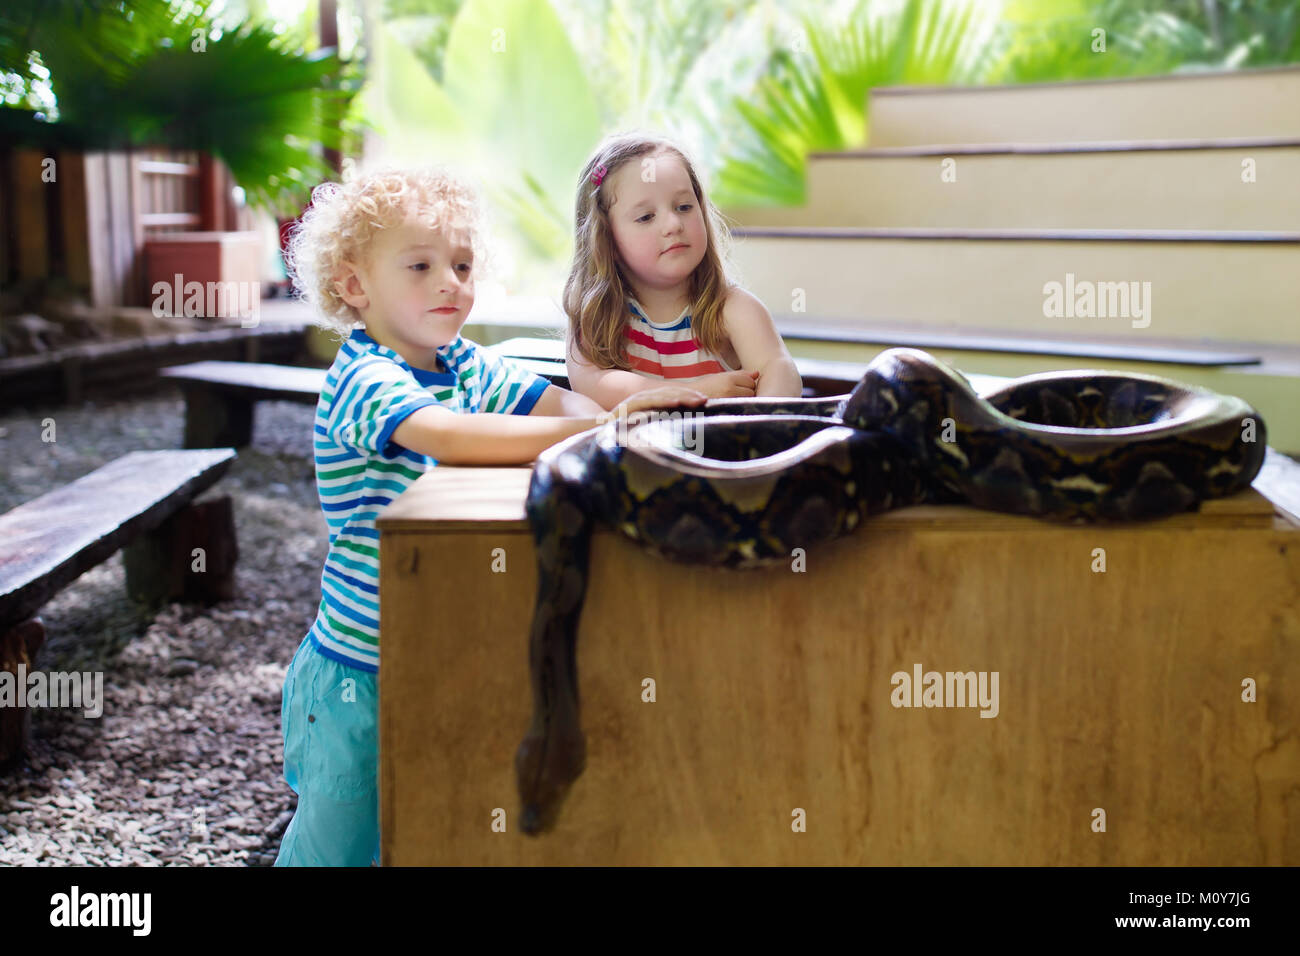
377, 459, 1300, 865
144, 231, 261, 318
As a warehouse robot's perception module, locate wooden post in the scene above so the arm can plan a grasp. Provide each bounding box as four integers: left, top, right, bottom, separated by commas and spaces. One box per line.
0, 618, 47, 771
178, 383, 254, 448
12, 150, 49, 281
122, 496, 239, 606
58, 151, 92, 293
0, 147, 12, 288
198, 153, 220, 231
320, 0, 343, 177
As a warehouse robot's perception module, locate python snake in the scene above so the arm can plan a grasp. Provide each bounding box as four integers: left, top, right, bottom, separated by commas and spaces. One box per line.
514, 347, 1266, 835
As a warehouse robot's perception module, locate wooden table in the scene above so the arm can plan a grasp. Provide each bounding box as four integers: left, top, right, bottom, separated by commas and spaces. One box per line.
377, 453, 1300, 865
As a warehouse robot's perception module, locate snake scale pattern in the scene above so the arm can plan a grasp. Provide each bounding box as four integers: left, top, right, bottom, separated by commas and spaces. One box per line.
514, 347, 1267, 835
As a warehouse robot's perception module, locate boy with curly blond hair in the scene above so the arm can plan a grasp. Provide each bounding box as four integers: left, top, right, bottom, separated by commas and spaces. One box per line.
275, 167, 703, 865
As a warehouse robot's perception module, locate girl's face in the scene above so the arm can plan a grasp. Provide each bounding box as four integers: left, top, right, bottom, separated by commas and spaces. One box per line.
340, 213, 475, 371
605, 153, 707, 297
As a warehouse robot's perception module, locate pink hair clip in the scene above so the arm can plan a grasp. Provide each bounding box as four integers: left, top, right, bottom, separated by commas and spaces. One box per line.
590, 164, 608, 187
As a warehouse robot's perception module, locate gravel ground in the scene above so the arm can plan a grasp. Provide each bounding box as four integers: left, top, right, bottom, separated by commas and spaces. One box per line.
0, 387, 325, 866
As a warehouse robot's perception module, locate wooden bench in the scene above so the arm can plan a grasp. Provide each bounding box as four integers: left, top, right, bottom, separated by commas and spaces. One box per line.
158, 361, 326, 449
0, 449, 237, 768
159, 354, 571, 448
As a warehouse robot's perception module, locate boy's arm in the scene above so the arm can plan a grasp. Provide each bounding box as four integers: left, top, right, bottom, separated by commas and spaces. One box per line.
724, 288, 803, 397
528, 382, 606, 417
391, 383, 710, 465
391, 404, 604, 465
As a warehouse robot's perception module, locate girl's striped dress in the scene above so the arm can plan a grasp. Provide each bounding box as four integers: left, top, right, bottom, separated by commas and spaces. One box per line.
623, 297, 737, 379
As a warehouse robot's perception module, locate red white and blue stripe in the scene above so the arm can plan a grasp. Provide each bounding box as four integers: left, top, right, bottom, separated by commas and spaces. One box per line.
623, 298, 736, 379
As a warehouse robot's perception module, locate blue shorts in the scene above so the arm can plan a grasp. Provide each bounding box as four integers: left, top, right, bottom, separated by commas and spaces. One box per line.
274, 636, 380, 866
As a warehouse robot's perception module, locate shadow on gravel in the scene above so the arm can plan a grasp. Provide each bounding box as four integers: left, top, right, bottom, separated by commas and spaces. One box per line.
1, 394, 326, 866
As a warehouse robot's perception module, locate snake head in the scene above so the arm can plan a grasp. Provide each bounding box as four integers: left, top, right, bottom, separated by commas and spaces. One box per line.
515, 727, 587, 836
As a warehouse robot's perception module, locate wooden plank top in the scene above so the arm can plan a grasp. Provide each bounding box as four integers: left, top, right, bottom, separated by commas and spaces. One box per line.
159, 361, 325, 396
160, 356, 568, 396
771, 322, 1264, 367
0, 448, 236, 623
491, 338, 1016, 396
813, 136, 1300, 158
732, 225, 1300, 245
377, 451, 1293, 534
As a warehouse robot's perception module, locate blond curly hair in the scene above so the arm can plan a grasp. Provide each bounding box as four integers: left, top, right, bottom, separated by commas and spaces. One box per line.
286, 167, 487, 340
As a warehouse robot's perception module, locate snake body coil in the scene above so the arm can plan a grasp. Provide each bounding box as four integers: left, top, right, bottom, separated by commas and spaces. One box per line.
514, 348, 1266, 835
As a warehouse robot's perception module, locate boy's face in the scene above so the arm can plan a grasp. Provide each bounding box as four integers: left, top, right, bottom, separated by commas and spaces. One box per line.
606, 153, 707, 298
338, 214, 475, 371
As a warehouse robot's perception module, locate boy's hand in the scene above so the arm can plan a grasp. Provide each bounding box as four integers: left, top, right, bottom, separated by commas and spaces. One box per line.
690, 370, 760, 399
600, 385, 707, 426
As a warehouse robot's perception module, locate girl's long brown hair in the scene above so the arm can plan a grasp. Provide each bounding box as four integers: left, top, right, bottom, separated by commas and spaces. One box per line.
564, 133, 734, 370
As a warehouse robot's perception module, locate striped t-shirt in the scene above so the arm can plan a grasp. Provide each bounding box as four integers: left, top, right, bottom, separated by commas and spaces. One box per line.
624, 298, 738, 379
308, 327, 550, 672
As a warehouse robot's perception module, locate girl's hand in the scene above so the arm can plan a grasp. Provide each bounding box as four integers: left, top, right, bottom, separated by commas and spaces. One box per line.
690, 370, 760, 399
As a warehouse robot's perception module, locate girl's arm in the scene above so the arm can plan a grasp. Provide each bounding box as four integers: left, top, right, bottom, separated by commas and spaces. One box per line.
565, 339, 662, 411
390, 385, 707, 465
723, 287, 803, 398
566, 335, 759, 411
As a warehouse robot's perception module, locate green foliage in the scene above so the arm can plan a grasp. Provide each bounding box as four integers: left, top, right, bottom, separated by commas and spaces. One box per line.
363, 0, 603, 278
382, 0, 462, 82
369, 0, 784, 278
714, 0, 995, 207
715, 0, 1300, 209
0, 0, 358, 215
989, 0, 1207, 83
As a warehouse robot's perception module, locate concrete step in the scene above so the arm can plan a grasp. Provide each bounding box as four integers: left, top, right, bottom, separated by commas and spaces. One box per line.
729, 227, 1300, 345
724, 139, 1300, 231
779, 334, 1300, 456
867, 65, 1300, 147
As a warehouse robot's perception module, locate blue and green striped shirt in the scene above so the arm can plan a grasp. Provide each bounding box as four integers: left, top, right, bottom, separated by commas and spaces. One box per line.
308, 327, 549, 671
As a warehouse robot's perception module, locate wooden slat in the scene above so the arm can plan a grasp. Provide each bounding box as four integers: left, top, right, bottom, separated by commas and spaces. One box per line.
158, 357, 569, 401
140, 212, 202, 227
58, 151, 92, 289
136, 160, 200, 176
0, 325, 309, 410
0, 449, 236, 624
490, 336, 1010, 394
868, 64, 1300, 147
734, 225, 1300, 243
492, 337, 565, 361
731, 233, 1300, 346
158, 361, 325, 401
1253, 447, 1300, 528
12, 150, 49, 279
725, 142, 1300, 232
82, 153, 114, 309
772, 322, 1262, 367
107, 152, 139, 306
814, 135, 1300, 158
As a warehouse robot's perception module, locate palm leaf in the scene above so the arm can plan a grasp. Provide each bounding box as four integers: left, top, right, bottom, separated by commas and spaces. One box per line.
2, 1, 358, 214
714, 0, 994, 209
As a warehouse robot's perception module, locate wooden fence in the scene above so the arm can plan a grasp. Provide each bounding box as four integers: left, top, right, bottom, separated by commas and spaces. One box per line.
0, 147, 243, 309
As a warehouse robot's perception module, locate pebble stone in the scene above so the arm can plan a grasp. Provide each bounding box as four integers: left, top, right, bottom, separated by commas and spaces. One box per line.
0, 392, 326, 866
